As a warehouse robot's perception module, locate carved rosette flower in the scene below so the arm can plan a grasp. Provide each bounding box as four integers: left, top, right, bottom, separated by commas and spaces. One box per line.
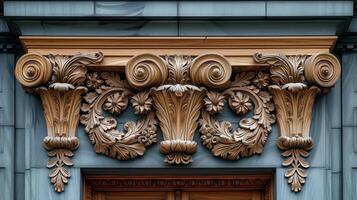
131, 92, 153, 115
86, 72, 104, 90
204, 91, 226, 114
229, 92, 253, 115
254, 53, 341, 192
166, 55, 191, 84
253, 71, 270, 88
103, 93, 128, 115
199, 71, 275, 160
80, 72, 158, 161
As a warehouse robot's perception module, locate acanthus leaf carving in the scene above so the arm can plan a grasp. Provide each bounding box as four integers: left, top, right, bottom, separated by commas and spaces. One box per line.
254, 52, 340, 192
277, 136, 313, 192
150, 55, 207, 164
199, 71, 275, 160
80, 72, 158, 160
152, 85, 206, 164
15, 52, 104, 192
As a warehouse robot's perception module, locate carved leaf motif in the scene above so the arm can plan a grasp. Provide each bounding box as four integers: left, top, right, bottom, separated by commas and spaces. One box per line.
80, 72, 158, 160
166, 55, 191, 84
47, 52, 103, 87
101, 72, 128, 88
47, 149, 74, 192
152, 86, 206, 164
254, 53, 309, 85
231, 72, 256, 87
131, 92, 153, 115
199, 71, 275, 160
281, 148, 310, 192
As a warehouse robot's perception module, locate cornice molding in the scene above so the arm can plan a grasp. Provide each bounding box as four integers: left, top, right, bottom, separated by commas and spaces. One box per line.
14, 37, 341, 193
20, 36, 337, 49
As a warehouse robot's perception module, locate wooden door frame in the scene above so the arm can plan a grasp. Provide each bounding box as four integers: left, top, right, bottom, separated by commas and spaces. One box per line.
83, 174, 273, 200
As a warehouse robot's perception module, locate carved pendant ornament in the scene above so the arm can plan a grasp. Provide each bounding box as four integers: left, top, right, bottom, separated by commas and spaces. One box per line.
15, 50, 340, 193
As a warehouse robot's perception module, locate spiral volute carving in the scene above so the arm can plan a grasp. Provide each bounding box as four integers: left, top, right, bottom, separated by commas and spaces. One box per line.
15, 53, 52, 88
126, 54, 168, 90
191, 54, 232, 89
304, 53, 341, 88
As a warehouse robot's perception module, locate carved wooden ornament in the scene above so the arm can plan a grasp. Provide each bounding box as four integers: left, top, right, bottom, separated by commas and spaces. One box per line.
254, 53, 340, 192
15, 37, 341, 193
15, 52, 104, 192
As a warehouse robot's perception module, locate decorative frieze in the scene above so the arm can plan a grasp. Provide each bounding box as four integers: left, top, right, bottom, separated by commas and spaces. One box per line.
199, 71, 275, 160
14, 37, 341, 193
80, 71, 158, 161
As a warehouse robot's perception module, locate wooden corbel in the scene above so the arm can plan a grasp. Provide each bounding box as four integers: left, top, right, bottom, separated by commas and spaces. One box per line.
123, 54, 233, 164
254, 53, 341, 192
15, 52, 104, 192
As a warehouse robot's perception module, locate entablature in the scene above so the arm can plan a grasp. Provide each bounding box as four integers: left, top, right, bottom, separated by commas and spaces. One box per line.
14, 36, 341, 194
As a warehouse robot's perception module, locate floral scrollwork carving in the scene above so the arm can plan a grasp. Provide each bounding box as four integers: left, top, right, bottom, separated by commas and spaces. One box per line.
80, 72, 158, 160
199, 72, 276, 160
254, 53, 340, 192
15, 49, 341, 194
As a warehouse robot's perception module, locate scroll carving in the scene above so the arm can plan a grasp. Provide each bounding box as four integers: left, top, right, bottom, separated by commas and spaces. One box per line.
15, 52, 104, 192
151, 55, 207, 164
199, 72, 275, 160
254, 53, 340, 192
80, 72, 158, 160
15, 49, 341, 194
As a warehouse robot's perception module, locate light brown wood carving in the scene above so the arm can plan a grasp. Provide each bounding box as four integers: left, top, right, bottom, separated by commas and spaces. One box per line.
15, 40, 341, 194
15, 52, 104, 192
199, 71, 275, 160
254, 53, 340, 192
79, 72, 158, 160
151, 55, 207, 164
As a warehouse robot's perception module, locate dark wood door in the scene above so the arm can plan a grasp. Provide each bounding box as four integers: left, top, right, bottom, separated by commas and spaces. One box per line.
84, 175, 273, 200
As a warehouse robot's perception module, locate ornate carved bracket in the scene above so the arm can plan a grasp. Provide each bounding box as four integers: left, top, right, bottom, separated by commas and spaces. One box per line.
15, 52, 104, 192
14, 37, 341, 193
254, 53, 340, 192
